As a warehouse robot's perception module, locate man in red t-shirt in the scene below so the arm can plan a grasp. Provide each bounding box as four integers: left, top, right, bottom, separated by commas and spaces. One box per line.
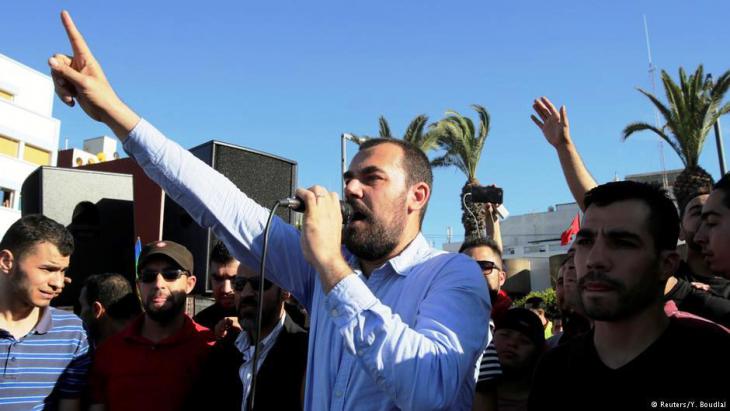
89, 241, 214, 411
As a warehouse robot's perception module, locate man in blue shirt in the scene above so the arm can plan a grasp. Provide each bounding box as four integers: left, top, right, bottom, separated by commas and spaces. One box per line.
48, 11, 490, 410
0, 214, 90, 410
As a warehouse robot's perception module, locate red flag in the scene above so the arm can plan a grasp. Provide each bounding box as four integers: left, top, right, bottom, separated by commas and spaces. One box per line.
560, 213, 580, 246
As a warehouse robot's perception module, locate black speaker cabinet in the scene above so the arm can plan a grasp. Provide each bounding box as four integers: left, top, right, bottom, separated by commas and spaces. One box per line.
162, 141, 297, 294
21, 167, 136, 308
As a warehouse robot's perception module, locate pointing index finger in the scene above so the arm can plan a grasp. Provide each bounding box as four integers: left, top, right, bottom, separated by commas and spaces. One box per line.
61, 10, 93, 58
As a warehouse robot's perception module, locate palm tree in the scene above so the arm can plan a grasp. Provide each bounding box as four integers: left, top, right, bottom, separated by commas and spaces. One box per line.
624, 65, 730, 205
354, 114, 442, 155
430, 104, 491, 240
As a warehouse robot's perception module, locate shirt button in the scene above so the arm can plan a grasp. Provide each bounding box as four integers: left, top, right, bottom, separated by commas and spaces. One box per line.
335, 390, 343, 398
357, 349, 364, 356
10, 357, 16, 362
331, 309, 338, 317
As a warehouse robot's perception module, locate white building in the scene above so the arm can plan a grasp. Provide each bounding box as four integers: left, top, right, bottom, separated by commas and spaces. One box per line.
0, 54, 61, 235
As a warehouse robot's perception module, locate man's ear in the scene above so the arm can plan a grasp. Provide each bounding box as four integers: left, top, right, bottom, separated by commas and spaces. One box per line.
498, 270, 507, 288
0, 249, 15, 275
92, 301, 106, 320
408, 182, 430, 216
185, 275, 197, 294
659, 251, 681, 283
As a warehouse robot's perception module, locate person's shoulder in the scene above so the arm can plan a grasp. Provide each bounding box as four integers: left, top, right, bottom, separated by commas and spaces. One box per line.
670, 316, 730, 342
189, 316, 216, 346
48, 307, 84, 328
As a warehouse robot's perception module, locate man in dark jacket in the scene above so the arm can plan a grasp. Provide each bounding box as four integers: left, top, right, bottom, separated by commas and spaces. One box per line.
194, 264, 308, 410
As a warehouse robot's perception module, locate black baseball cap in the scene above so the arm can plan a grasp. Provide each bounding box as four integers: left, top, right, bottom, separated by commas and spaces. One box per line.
138, 240, 194, 275
495, 308, 545, 347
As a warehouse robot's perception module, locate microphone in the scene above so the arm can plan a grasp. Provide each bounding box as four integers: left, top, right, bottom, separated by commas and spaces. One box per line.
278, 197, 353, 222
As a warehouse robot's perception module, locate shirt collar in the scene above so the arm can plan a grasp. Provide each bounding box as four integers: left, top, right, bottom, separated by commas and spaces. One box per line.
35, 307, 53, 334
235, 314, 286, 356
346, 233, 432, 277
387, 233, 432, 275
34, 307, 53, 334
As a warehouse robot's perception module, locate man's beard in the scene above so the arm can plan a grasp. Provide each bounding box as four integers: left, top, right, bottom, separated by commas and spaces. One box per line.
237, 292, 281, 339
577, 268, 662, 321
344, 197, 405, 261
144, 290, 187, 325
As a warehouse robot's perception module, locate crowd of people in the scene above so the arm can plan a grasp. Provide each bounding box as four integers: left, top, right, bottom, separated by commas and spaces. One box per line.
1, 10, 729, 411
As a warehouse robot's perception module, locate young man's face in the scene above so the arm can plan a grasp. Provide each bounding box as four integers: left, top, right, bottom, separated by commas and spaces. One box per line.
462, 245, 505, 295
681, 194, 709, 252
493, 328, 539, 372
573, 200, 675, 321
562, 253, 579, 311
555, 268, 566, 312
2, 242, 69, 309
210, 260, 239, 310
696, 190, 730, 277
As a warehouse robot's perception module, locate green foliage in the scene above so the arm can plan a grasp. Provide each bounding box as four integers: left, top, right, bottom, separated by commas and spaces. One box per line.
430, 104, 491, 181
624, 65, 730, 168
512, 288, 559, 320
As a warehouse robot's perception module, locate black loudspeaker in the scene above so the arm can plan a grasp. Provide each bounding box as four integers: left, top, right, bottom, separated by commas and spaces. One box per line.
21, 167, 136, 308
162, 141, 297, 294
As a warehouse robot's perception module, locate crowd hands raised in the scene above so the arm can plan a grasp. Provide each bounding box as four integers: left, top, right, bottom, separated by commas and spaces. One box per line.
0, 10, 728, 411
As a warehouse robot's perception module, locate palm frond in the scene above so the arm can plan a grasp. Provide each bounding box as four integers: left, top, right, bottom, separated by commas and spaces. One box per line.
378, 116, 392, 138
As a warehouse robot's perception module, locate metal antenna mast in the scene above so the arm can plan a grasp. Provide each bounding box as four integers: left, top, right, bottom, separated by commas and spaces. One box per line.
643, 15, 669, 189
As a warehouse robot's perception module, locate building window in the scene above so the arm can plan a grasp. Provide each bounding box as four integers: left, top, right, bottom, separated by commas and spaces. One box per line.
0, 89, 13, 102
0, 134, 20, 158
23, 144, 51, 166
1, 188, 13, 209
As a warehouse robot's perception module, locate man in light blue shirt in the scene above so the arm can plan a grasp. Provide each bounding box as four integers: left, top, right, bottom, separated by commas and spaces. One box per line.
48, 11, 491, 410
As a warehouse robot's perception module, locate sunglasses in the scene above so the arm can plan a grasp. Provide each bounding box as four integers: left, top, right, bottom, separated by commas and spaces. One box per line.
233, 276, 274, 292
476, 260, 502, 274
139, 269, 188, 283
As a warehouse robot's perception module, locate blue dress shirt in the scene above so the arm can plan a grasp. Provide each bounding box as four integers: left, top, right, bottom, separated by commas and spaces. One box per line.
123, 119, 491, 410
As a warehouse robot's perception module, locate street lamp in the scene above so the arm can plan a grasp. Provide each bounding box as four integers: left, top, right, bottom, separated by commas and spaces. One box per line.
341, 133, 369, 197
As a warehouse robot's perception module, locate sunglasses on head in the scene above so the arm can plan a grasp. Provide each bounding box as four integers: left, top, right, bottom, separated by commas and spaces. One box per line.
476, 260, 502, 273
139, 269, 188, 283
233, 276, 274, 292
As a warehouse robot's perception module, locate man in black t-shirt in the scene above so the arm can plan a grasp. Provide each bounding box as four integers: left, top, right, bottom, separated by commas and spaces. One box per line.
529, 181, 730, 411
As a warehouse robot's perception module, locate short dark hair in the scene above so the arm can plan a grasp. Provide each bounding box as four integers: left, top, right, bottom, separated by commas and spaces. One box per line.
674, 167, 714, 217
359, 138, 433, 224
713, 173, 730, 210
210, 241, 235, 265
0, 214, 74, 261
583, 181, 679, 252
458, 237, 502, 261
83, 273, 141, 321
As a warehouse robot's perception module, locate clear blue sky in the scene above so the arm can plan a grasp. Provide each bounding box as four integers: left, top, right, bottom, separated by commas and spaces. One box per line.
3, 0, 729, 245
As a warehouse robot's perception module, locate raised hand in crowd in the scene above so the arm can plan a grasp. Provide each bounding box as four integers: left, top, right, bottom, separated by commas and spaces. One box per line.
48, 11, 139, 139
531, 96, 597, 210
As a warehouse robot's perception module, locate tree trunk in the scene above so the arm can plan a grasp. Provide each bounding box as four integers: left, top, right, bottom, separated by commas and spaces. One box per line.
461, 179, 486, 241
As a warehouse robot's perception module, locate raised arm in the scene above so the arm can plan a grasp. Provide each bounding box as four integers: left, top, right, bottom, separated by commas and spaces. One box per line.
484, 203, 502, 252
48, 11, 317, 308
531, 97, 597, 211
